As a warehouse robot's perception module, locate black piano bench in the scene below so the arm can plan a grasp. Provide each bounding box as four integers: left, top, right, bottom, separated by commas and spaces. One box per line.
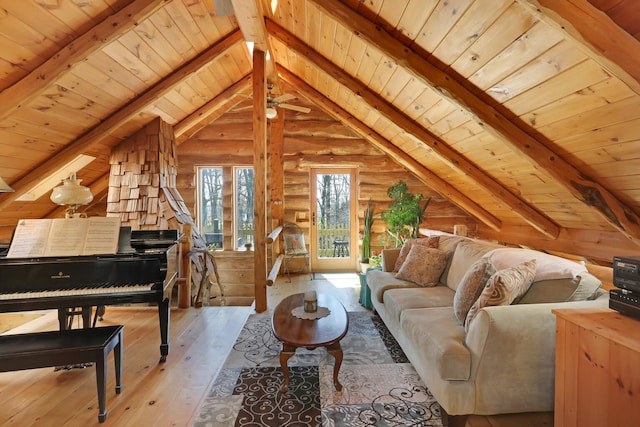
0, 325, 124, 423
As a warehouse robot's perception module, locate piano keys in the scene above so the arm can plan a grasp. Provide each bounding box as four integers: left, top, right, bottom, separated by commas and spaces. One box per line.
0, 229, 178, 362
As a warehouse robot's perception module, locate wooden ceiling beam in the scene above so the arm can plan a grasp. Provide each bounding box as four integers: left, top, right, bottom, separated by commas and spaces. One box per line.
0, 30, 244, 210
520, 0, 640, 95
268, 20, 555, 238
0, 0, 168, 122
174, 74, 253, 145
230, 0, 279, 90
305, 0, 640, 246
277, 65, 502, 232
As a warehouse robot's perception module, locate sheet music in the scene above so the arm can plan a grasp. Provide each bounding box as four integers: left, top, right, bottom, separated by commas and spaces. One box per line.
6, 219, 52, 258
7, 217, 121, 258
82, 217, 121, 255
44, 218, 90, 256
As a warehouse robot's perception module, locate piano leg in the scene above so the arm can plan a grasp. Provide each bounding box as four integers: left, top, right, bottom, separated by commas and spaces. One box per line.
58, 306, 92, 330
158, 298, 170, 363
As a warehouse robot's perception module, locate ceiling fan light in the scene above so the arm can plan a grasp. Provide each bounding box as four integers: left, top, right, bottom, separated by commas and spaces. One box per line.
266, 106, 278, 119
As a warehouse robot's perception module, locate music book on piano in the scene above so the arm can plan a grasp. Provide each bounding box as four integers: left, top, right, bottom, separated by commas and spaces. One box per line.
7, 217, 121, 258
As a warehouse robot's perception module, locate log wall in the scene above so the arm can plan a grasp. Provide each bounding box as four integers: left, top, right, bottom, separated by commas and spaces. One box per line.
176, 107, 476, 274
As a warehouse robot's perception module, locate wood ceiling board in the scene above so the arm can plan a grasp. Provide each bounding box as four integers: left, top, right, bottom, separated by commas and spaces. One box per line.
450, 2, 538, 79
393, 78, 429, 115
331, 22, 353, 69
470, 22, 564, 91
397, 0, 439, 41
343, 30, 368, 77
431, 0, 511, 66
148, 8, 201, 60
413, 0, 473, 53
381, 67, 414, 103
537, 97, 640, 141
416, 99, 458, 128
101, 39, 163, 85
520, 78, 632, 129
429, 111, 472, 138
504, 60, 612, 115
164, 0, 211, 53
488, 41, 588, 104
0, 2, 73, 53
559, 119, 640, 151
377, 0, 411, 30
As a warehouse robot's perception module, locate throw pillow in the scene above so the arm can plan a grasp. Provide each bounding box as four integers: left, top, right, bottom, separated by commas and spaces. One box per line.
453, 258, 496, 325
394, 245, 449, 287
393, 236, 440, 272
464, 259, 536, 331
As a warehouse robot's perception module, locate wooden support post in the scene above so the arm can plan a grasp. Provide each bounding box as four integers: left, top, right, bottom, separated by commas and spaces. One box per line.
253, 50, 268, 313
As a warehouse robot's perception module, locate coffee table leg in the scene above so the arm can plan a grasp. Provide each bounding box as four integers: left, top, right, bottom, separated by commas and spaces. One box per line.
279, 344, 296, 393
326, 342, 343, 391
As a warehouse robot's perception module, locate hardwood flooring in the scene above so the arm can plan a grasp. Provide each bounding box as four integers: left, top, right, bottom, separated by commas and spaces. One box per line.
0, 273, 552, 426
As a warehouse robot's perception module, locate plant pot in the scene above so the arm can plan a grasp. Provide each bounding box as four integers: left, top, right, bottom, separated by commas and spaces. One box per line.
360, 262, 371, 273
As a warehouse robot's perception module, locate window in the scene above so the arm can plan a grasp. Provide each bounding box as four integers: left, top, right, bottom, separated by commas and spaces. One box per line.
196, 166, 254, 251
198, 167, 223, 248
235, 167, 254, 249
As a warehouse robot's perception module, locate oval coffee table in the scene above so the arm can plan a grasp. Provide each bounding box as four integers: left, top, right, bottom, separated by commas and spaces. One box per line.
271, 292, 349, 393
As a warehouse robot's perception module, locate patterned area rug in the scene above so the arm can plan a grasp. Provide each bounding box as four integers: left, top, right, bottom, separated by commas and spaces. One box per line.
193, 311, 443, 426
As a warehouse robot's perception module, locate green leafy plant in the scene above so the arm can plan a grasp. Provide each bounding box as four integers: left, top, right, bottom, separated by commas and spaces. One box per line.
381, 180, 431, 247
369, 253, 382, 269
361, 200, 375, 263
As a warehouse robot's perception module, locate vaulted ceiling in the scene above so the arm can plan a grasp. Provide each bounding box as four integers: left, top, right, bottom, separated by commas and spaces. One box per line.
0, 0, 639, 262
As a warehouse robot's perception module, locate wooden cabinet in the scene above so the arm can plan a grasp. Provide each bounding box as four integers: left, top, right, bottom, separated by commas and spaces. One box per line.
553, 308, 640, 427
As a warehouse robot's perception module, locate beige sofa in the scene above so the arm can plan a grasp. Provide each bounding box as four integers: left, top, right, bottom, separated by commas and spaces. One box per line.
366, 233, 608, 422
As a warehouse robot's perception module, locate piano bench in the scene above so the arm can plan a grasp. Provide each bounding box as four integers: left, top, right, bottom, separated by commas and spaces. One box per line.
0, 325, 124, 423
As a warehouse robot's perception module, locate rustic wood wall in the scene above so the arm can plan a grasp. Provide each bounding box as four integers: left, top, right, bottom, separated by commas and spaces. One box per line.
176, 98, 476, 268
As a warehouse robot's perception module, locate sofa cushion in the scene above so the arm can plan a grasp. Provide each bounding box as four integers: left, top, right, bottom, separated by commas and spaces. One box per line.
400, 307, 470, 380
518, 272, 602, 304
445, 240, 497, 291
384, 287, 455, 324
435, 235, 469, 285
485, 248, 587, 281
367, 269, 420, 303
453, 258, 496, 325
393, 236, 440, 272
395, 246, 450, 287
465, 259, 537, 331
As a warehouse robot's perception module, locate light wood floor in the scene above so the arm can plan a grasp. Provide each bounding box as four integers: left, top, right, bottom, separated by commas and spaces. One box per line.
0, 273, 552, 426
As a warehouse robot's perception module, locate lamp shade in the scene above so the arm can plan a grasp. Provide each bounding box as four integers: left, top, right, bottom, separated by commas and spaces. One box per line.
50, 173, 93, 207
266, 106, 278, 119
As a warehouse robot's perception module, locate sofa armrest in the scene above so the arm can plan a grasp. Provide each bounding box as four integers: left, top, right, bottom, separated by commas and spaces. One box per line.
381, 248, 401, 272
464, 297, 609, 414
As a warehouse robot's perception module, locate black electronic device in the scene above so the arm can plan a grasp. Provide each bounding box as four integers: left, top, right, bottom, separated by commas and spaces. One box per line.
610, 256, 640, 319
613, 256, 640, 293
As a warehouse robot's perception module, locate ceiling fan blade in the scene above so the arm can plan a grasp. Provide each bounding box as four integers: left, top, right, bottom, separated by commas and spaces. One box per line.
272, 94, 295, 103
278, 103, 311, 113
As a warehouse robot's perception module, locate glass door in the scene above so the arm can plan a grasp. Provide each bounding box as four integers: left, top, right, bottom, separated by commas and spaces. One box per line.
310, 168, 356, 272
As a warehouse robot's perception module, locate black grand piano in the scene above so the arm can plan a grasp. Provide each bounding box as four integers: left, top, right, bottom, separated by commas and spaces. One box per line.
0, 229, 178, 362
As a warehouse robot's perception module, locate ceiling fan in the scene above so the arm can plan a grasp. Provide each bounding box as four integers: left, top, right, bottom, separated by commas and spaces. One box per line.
237, 84, 311, 119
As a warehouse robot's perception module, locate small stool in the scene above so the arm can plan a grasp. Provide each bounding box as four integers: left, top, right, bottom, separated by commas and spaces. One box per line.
333, 240, 349, 257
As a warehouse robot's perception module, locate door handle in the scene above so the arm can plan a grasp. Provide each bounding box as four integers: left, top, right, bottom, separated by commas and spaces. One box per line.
312, 212, 316, 226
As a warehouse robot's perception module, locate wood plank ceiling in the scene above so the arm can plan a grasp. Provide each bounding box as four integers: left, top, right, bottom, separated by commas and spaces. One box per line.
0, 0, 638, 263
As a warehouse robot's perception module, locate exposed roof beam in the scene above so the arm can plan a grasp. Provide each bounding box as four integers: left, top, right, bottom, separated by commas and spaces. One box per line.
520, 0, 640, 95
230, 0, 279, 90
0, 30, 244, 210
267, 19, 556, 238
0, 0, 168, 122
175, 74, 253, 145
277, 66, 502, 232
306, 0, 640, 246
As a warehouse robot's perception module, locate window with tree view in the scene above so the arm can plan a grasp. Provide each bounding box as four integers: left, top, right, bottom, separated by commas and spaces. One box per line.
197, 166, 255, 251
198, 167, 223, 249
235, 167, 254, 250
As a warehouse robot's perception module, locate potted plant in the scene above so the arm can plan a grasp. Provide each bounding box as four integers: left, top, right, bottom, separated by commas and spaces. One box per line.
381, 180, 431, 247
360, 200, 375, 272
